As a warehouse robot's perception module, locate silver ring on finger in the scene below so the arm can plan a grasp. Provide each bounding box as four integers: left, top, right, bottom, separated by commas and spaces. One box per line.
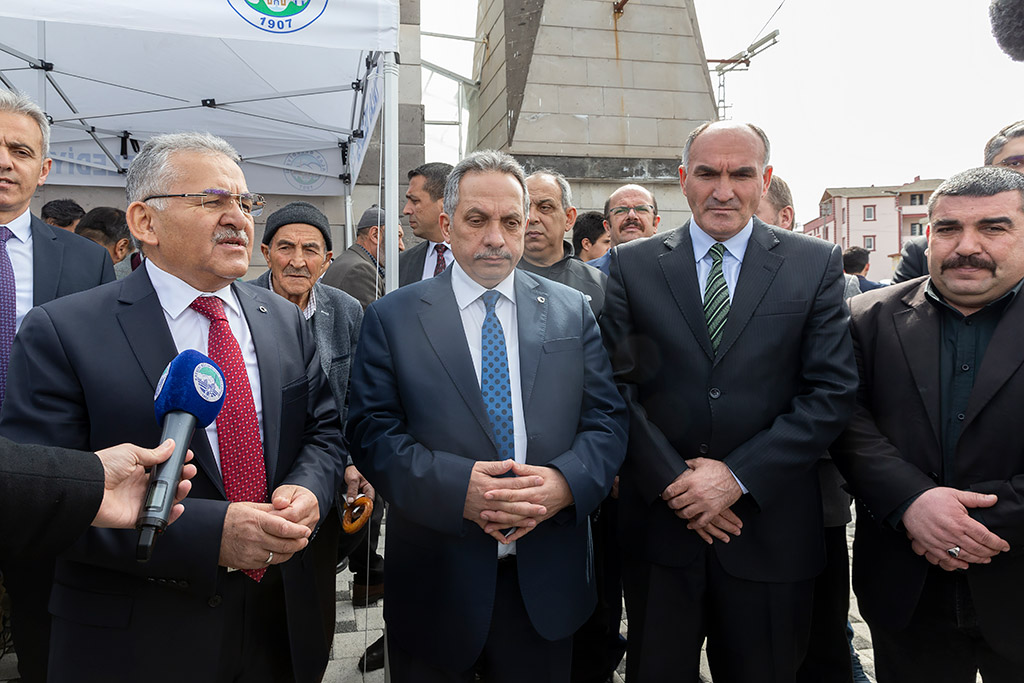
265, 551, 274, 565
947, 546, 961, 559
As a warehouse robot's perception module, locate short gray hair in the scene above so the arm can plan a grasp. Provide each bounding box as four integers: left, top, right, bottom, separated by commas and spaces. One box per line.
126, 132, 241, 208
928, 166, 1024, 219
764, 174, 794, 215
984, 120, 1024, 166
443, 150, 529, 221
682, 121, 771, 172
0, 90, 50, 158
526, 169, 573, 212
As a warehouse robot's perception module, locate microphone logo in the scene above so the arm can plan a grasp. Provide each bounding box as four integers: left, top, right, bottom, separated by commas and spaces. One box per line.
193, 363, 225, 402
154, 364, 169, 401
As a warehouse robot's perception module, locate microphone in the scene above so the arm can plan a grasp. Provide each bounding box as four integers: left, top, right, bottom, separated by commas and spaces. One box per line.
137, 350, 226, 562
991, 0, 1024, 61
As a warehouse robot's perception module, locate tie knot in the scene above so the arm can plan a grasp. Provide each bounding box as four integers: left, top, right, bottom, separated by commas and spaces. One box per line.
482, 290, 500, 312
709, 243, 726, 263
190, 295, 227, 322
435, 244, 447, 255
0, 226, 12, 243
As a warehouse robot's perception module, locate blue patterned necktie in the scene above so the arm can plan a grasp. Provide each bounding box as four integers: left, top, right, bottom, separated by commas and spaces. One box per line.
704, 243, 730, 352
0, 226, 16, 409
480, 290, 514, 460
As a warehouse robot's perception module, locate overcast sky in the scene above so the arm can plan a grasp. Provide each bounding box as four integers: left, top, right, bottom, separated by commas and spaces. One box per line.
422, 0, 1024, 226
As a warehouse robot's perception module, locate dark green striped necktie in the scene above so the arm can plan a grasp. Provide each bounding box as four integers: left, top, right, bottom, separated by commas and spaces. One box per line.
704, 243, 729, 352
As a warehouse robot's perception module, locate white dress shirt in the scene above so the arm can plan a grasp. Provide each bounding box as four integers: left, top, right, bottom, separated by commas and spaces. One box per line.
146, 259, 264, 468
419, 240, 455, 281
450, 261, 526, 557
691, 217, 754, 304
4, 209, 35, 331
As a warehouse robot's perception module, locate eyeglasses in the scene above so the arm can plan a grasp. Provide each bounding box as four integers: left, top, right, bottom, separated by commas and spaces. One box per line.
143, 189, 266, 217
608, 204, 655, 218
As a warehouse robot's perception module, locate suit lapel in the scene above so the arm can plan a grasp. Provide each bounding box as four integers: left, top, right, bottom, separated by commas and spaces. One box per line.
311, 283, 333, 378
116, 267, 224, 496
715, 221, 783, 363
418, 270, 498, 451
659, 225, 715, 361
964, 290, 1024, 431
515, 272, 546, 412
893, 284, 942, 445
235, 283, 282, 486
30, 216, 62, 305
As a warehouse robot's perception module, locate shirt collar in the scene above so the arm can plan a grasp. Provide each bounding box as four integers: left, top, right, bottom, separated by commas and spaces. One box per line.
145, 259, 239, 320
690, 217, 754, 263
925, 276, 1024, 318
268, 272, 317, 320
451, 260, 517, 311
5, 208, 33, 242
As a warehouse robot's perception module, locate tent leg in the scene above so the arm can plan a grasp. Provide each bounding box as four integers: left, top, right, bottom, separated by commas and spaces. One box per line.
383, 51, 399, 295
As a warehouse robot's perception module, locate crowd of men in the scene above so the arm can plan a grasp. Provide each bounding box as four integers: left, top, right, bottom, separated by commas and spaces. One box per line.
1, 85, 1023, 683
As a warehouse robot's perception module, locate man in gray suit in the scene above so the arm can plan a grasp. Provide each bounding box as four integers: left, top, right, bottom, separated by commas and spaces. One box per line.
601, 121, 857, 682
320, 205, 402, 309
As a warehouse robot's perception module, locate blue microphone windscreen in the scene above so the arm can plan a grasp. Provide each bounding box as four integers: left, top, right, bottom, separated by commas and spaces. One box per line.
154, 350, 227, 428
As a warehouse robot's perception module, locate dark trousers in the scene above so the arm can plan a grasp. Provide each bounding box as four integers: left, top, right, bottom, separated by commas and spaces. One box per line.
214, 567, 296, 683
1, 558, 53, 683
869, 569, 1024, 683
623, 547, 814, 683
796, 525, 853, 683
311, 510, 344, 647
348, 497, 385, 586
388, 558, 572, 683
571, 498, 626, 683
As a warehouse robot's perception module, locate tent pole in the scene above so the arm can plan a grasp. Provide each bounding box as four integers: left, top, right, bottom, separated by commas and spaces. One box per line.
383, 51, 399, 295
344, 189, 355, 251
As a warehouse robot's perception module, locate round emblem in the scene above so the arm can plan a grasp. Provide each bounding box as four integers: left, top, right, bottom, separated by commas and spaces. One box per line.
193, 363, 225, 403
226, 0, 329, 35
282, 150, 328, 192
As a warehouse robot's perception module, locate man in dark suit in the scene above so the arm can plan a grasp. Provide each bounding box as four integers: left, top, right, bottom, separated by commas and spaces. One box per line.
0, 132, 344, 683
832, 166, 1024, 682
0, 90, 115, 681
398, 161, 453, 286
601, 121, 858, 682
347, 150, 628, 682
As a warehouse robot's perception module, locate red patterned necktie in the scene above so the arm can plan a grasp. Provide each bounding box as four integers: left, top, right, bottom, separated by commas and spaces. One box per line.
433, 243, 448, 277
190, 295, 268, 582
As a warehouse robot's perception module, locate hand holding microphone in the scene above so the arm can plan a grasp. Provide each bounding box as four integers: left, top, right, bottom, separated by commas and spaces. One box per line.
94, 439, 196, 529
137, 350, 226, 561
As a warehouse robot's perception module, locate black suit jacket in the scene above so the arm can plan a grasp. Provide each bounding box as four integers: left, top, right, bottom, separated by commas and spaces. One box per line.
29, 214, 114, 304
397, 239, 430, 287
0, 266, 344, 683
347, 267, 628, 671
601, 219, 858, 582
832, 279, 1024, 660
892, 235, 928, 284
0, 438, 104, 559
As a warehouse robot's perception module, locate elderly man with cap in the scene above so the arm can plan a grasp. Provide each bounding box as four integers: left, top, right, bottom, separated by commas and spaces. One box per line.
251, 200, 371, 648
321, 205, 403, 310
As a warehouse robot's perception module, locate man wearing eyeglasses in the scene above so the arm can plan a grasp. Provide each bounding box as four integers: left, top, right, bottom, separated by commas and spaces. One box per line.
587, 183, 661, 275
985, 120, 1024, 172
0, 132, 345, 683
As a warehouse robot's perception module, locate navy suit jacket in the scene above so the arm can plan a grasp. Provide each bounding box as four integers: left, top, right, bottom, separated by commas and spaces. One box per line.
30, 214, 114, 304
397, 239, 430, 287
0, 266, 344, 683
601, 219, 857, 583
346, 267, 628, 670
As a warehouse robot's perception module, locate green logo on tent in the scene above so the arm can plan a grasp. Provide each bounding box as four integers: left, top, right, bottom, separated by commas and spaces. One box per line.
246, 0, 309, 17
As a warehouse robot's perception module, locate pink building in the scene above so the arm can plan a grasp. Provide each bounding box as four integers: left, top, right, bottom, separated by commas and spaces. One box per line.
802, 177, 943, 281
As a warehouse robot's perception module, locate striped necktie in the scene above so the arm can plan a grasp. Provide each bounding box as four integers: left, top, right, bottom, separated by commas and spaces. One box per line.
704, 243, 729, 352
0, 226, 15, 408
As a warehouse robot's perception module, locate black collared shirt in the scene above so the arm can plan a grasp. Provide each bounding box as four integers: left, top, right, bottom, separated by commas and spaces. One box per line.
925, 278, 1023, 485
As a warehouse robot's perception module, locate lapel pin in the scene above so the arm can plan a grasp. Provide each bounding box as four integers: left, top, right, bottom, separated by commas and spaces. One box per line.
537, 296, 546, 303
258, 305, 268, 313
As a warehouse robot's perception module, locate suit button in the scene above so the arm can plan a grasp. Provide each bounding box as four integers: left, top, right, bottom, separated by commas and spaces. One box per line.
208, 595, 222, 608
709, 388, 721, 399
957, 413, 965, 421
698, 443, 709, 454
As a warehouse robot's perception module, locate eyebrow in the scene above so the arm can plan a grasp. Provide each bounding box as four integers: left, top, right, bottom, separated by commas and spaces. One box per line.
999, 155, 1024, 164
977, 216, 1014, 227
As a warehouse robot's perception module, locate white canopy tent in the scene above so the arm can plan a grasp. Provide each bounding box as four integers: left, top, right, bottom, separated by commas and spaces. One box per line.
0, 0, 403, 287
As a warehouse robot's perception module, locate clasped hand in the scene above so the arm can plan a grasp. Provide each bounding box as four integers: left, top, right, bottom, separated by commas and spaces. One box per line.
902, 487, 1009, 571
662, 457, 743, 544
464, 460, 573, 544
218, 484, 319, 570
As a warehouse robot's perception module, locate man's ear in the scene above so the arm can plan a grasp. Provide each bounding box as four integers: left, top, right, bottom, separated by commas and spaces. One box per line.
126, 201, 159, 250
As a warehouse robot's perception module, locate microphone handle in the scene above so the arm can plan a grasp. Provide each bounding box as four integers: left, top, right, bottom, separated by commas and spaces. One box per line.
136, 411, 196, 562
